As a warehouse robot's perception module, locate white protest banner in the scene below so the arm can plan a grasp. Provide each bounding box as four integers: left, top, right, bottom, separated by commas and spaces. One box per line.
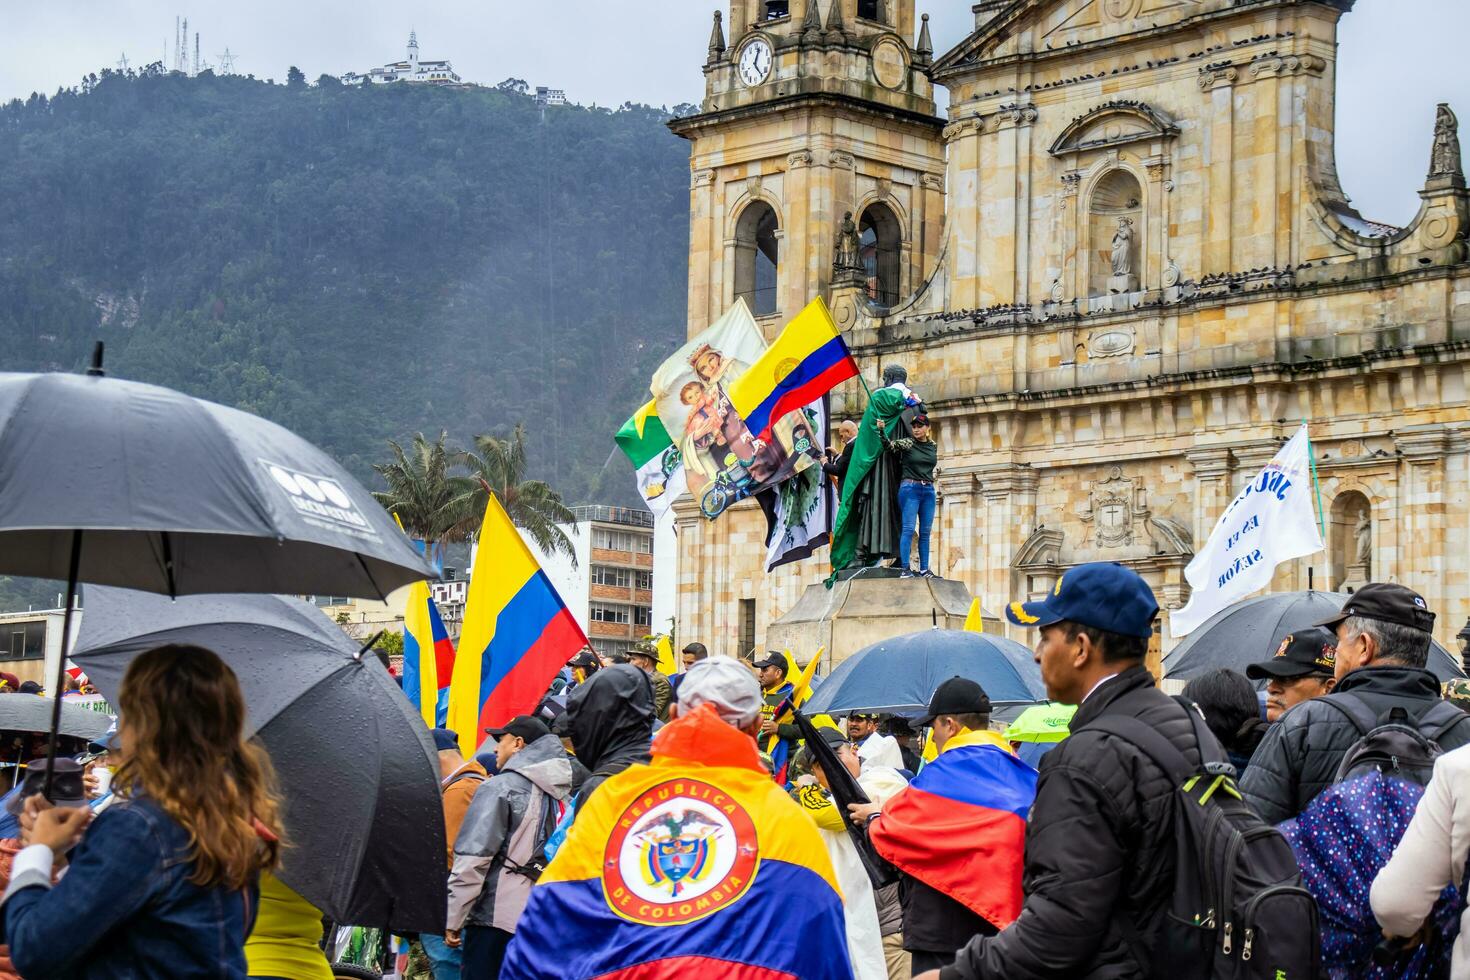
1169, 424, 1324, 637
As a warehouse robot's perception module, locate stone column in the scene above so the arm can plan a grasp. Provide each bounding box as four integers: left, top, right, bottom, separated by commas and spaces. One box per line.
936, 468, 981, 591
1396, 425, 1452, 634
975, 463, 1038, 642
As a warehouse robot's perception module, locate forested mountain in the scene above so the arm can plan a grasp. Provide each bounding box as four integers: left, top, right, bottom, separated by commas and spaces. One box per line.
0, 67, 692, 610
0, 67, 690, 493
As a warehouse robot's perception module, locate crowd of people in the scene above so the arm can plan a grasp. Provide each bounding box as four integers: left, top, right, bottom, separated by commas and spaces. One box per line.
1, 560, 1468, 979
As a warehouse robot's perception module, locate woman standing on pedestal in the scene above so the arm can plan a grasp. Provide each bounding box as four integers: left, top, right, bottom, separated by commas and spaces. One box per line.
882, 413, 938, 578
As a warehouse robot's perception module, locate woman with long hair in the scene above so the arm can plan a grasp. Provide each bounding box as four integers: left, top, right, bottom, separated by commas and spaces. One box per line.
1, 644, 284, 978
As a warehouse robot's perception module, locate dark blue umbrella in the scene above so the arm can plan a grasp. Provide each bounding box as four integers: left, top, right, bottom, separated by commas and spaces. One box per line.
802, 629, 1045, 717
73, 587, 445, 933
1164, 591, 1465, 682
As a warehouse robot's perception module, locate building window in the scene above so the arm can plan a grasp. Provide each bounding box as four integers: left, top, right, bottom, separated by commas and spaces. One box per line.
739, 598, 756, 660
590, 604, 631, 624
764, 0, 790, 18
859, 203, 902, 308
634, 607, 652, 627
858, 0, 883, 21
734, 201, 780, 316
5, 622, 45, 660
634, 570, 653, 590
592, 528, 652, 553
592, 565, 631, 588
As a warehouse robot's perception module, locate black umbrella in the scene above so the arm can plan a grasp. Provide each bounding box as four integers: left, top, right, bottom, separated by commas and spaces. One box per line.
73, 586, 446, 933
1164, 590, 1466, 682
0, 352, 435, 793
0, 694, 113, 741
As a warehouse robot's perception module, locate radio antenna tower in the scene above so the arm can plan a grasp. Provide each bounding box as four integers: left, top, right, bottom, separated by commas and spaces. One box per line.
117, 52, 130, 72
194, 32, 200, 75
218, 48, 237, 74
179, 18, 188, 72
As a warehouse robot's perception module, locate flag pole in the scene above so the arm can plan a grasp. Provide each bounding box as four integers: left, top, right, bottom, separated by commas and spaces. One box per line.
1304, 419, 1326, 538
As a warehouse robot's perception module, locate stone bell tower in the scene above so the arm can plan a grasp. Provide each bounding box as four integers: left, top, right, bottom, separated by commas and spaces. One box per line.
671, 0, 946, 340
666, 0, 948, 661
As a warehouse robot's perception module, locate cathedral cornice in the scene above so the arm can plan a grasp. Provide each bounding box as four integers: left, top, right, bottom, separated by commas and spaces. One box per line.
668, 91, 944, 141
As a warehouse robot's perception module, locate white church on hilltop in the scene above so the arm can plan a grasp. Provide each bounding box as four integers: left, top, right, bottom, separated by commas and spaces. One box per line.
342, 32, 460, 87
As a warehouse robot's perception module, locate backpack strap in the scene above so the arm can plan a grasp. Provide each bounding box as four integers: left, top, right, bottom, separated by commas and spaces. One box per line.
1417, 700, 1470, 743
1313, 692, 1376, 735
1081, 695, 1215, 784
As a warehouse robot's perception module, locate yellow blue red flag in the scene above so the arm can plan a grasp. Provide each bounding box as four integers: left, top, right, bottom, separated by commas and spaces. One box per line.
401, 581, 455, 728
501, 703, 852, 979
728, 297, 859, 441
446, 493, 589, 755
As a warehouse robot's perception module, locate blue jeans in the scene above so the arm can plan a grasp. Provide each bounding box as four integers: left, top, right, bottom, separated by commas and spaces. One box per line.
421, 932, 463, 980
899, 480, 936, 572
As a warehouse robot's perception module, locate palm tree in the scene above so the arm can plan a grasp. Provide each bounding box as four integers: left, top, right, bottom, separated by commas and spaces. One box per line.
372, 431, 463, 551
451, 424, 578, 566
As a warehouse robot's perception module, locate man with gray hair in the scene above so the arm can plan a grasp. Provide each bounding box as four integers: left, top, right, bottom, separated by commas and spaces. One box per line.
1241, 583, 1470, 823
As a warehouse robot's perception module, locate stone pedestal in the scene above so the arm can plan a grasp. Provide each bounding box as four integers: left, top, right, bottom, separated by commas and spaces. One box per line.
765, 571, 1002, 672
1108, 273, 1138, 294
1340, 563, 1370, 594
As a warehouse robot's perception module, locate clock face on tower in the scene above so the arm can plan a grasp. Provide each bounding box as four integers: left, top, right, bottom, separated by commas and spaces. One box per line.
738, 39, 773, 87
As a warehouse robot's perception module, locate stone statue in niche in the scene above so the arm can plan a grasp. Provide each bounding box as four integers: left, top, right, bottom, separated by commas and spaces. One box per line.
832, 211, 865, 286
1430, 104, 1462, 178
1353, 511, 1372, 573
1110, 217, 1135, 276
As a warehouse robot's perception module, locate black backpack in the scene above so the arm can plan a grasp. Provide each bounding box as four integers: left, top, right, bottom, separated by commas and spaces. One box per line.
1089, 697, 1320, 980
1319, 692, 1469, 786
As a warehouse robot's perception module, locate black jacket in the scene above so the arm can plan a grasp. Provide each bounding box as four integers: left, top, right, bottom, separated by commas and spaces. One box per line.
1240, 665, 1470, 825
942, 666, 1206, 980
822, 443, 853, 490
565, 663, 653, 816
902, 876, 998, 957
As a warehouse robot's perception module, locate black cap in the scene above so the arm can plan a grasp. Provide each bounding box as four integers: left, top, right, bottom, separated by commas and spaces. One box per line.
1245, 627, 1338, 680
752, 654, 788, 675
484, 715, 551, 743
915, 676, 992, 727
814, 726, 849, 748
430, 728, 461, 752
1313, 583, 1436, 634
8, 758, 87, 813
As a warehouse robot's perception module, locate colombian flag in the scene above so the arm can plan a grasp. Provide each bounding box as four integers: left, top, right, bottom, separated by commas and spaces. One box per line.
401, 581, 456, 728
728, 297, 859, 442
445, 493, 589, 755
501, 704, 852, 980
869, 728, 1037, 928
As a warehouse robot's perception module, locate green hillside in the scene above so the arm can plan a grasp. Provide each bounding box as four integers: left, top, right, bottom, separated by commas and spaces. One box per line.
0, 67, 691, 496
0, 67, 693, 610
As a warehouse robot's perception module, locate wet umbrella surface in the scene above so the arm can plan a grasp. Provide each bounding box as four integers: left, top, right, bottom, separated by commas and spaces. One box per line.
1164, 590, 1464, 682
74, 587, 445, 933
803, 629, 1046, 719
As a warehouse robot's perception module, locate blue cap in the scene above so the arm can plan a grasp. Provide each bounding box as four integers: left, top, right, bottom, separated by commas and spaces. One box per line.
1005, 562, 1159, 639
430, 728, 461, 752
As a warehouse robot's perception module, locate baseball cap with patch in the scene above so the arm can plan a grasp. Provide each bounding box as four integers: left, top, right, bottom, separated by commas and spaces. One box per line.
1312, 582, 1435, 634
1004, 561, 1159, 639
1245, 627, 1338, 680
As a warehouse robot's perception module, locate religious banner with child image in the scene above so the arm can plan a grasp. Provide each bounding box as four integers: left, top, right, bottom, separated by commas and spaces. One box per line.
649, 299, 818, 520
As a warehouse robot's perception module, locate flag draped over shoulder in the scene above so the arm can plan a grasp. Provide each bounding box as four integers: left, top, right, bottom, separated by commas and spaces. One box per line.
501, 704, 852, 980
446, 493, 589, 755
1169, 423, 1324, 637
401, 581, 455, 728
869, 728, 1037, 928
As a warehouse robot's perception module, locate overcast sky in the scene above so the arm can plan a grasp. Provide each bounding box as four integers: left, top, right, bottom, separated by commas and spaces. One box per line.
1, 1, 1465, 225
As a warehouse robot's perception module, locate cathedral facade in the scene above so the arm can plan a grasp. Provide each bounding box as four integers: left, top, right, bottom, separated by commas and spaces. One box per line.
669, 0, 1470, 665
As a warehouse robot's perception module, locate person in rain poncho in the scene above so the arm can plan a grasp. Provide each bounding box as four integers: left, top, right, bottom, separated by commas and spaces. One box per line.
566, 663, 655, 818
446, 715, 572, 978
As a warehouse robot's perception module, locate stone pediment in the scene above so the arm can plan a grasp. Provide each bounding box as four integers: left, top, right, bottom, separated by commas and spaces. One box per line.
935, 0, 1229, 73
1049, 100, 1177, 156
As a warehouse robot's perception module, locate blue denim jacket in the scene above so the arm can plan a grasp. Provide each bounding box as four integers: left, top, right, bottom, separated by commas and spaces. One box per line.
1, 796, 259, 979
